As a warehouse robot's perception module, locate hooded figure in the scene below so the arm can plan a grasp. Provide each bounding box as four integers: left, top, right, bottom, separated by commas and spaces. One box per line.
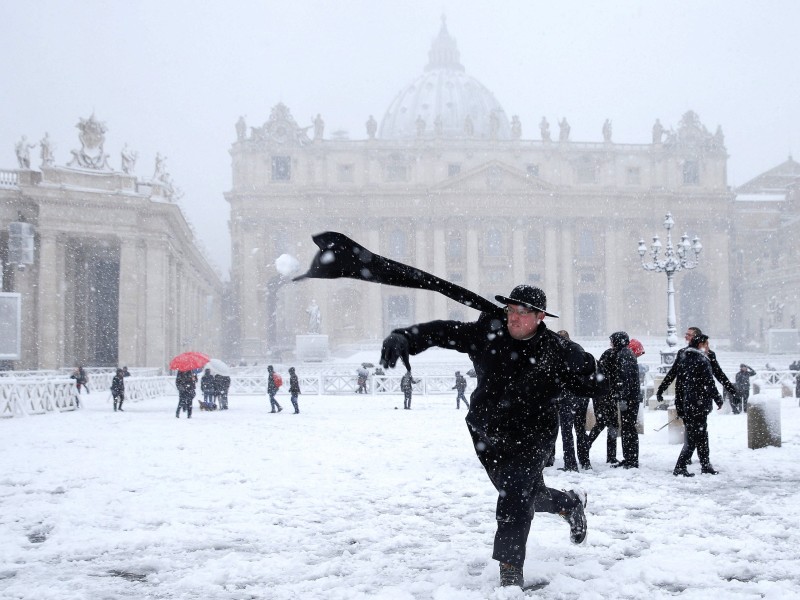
288, 366, 301, 414
267, 365, 282, 413
583, 332, 639, 468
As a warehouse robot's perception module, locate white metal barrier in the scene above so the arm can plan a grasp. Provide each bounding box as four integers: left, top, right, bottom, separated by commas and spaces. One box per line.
0, 378, 78, 417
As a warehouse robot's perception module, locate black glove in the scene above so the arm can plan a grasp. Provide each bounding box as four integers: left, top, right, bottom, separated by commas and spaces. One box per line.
380, 333, 411, 371
656, 393, 664, 404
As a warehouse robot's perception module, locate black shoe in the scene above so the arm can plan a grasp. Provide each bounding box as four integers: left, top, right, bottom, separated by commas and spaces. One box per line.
499, 563, 524, 588
278, 406, 283, 412
561, 489, 588, 544
270, 410, 276, 413
623, 461, 639, 469
580, 462, 593, 470
701, 465, 719, 475
607, 457, 619, 464
558, 466, 579, 472
673, 466, 695, 477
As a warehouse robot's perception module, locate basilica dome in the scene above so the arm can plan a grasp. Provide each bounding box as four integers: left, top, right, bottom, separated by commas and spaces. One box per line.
379, 21, 511, 141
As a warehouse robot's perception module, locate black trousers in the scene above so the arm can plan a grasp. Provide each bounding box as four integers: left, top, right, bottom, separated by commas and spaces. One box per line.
619, 403, 639, 464
403, 391, 412, 409
676, 412, 710, 469
470, 424, 576, 569
456, 391, 469, 408
585, 404, 618, 463
559, 397, 589, 470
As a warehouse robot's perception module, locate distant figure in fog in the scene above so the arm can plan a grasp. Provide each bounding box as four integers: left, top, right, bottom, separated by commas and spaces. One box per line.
288, 367, 301, 414
734, 364, 756, 414
267, 365, 283, 413
215, 373, 231, 410
453, 371, 469, 409
111, 368, 125, 412
175, 370, 197, 419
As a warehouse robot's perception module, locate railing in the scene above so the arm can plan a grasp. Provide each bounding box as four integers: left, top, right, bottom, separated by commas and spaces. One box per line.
228, 374, 478, 396
0, 378, 78, 417
0, 169, 19, 187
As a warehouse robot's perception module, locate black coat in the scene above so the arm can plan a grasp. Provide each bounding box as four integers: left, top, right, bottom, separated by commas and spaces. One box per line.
676, 348, 722, 416
175, 371, 197, 398
658, 346, 737, 401
599, 344, 639, 405
201, 373, 216, 394
110, 375, 125, 396
289, 373, 300, 394
735, 366, 756, 397
394, 313, 607, 454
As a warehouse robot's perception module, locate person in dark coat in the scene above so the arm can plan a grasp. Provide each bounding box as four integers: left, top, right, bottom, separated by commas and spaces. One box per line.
288, 367, 301, 413
356, 367, 369, 393
110, 368, 125, 412
175, 370, 197, 418
553, 331, 590, 472
583, 332, 640, 469
734, 364, 756, 414
267, 365, 282, 413
453, 371, 469, 409
380, 284, 608, 588
658, 326, 737, 408
400, 371, 420, 409
672, 334, 723, 476
200, 368, 217, 410
215, 374, 231, 410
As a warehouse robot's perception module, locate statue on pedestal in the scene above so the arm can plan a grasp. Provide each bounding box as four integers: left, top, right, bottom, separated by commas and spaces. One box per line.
120, 143, 138, 174
602, 119, 612, 142
313, 114, 325, 141
15, 136, 35, 169
539, 117, 551, 142
235, 116, 247, 141
652, 119, 665, 144
39, 132, 55, 167
366, 115, 377, 139
510, 115, 522, 140
559, 118, 571, 142
306, 299, 321, 334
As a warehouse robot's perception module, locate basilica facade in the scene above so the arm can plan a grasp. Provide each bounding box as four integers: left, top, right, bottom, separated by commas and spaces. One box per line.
226, 22, 735, 360
0, 114, 223, 370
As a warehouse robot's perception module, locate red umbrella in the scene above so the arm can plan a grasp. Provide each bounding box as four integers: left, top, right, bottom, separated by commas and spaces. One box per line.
169, 351, 210, 371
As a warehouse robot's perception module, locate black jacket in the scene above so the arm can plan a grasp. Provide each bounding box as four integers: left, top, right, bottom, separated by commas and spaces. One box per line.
658, 347, 736, 400
735, 366, 756, 395
394, 313, 607, 454
176, 371, 197, 398
289, 372, 301, 394
598, 337, 639, 407
201, 372, 216, 394
453, 374, 467, 392
676, 348, 722, 416
110, 374, 125, 396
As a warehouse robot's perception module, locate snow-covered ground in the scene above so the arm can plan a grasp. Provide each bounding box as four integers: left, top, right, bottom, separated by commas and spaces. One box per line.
1, 386, 799, 599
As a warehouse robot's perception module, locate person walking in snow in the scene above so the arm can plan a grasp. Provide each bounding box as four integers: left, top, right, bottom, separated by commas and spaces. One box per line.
110, 367, 125, 412
452, 371, 469, 409
400, 371, 419, 409
288, 367, 301, 413
734, 364, 756, 414
671, 334, 723, 476
200, 368, 216, 410
175, 370, 197, 419
380, 284, 608, 588
267, 365, 282, 413
554, 330, 590, 472
215, 373, 231, 410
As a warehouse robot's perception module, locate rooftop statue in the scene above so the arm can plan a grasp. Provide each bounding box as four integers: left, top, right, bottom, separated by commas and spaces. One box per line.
120, 143, 138, 174
314, 114, 324, 141
652, 118, 665, 144
540, 117, 551, 142
235, 116, 247, 141
559, 118, 571, 142
366, 115, 377, 140
602, 119, 612, 142
511, 115, 522, 140
39, 132, 55, 167
15, 135, 35, 169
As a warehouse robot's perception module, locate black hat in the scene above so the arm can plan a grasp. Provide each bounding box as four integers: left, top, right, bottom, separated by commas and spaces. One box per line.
495, 285, 559, 318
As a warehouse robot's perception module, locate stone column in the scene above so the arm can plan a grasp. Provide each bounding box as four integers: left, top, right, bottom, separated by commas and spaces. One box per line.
36, 232, 65, 368
544, 226, 559, 317
466, 227, 479, 293
512, 228, 525, 284
432, 228, 447, 317
560, 227, 574, 332
145, 238, 168, 368
604, 227, 619, 329
117, 237, 139, 366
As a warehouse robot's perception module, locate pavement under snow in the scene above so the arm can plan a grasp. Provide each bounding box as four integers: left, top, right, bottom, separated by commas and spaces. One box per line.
1, 388, 798, 599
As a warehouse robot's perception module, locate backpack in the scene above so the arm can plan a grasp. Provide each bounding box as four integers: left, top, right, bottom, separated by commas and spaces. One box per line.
272, 372, 283, 388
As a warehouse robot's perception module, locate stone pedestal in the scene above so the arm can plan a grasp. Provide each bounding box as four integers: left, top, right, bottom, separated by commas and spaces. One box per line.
295, 334, 329, 362
667, 406, 685, 445
747, 397, 781, 449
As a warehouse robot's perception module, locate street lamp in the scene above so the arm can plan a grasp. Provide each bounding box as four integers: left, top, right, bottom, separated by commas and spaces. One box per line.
638, 212, 702, 366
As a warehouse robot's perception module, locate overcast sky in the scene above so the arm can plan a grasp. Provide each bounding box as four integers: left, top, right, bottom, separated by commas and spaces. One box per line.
3, 1, 799, 278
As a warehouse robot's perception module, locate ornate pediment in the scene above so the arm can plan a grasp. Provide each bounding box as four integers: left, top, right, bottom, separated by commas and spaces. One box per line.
249, 103, 312, 147
432, 160, 554, 192
67, 113, 111, 170
663, 110, 726, 154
